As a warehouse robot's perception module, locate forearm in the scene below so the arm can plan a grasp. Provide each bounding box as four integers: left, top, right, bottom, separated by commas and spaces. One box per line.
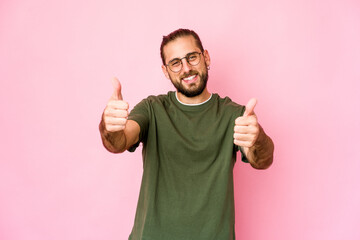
99, 117, 127, 153
244, 125, 274, 169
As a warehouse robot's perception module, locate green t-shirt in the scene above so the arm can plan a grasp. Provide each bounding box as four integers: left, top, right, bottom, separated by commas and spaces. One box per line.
127, 91, 247, 240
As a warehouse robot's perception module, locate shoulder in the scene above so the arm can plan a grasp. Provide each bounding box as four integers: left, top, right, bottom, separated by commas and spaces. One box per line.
144, 92, 172, 103
214, 94, 244, 108
212, 94, 246, 117
133, 92, 174, 109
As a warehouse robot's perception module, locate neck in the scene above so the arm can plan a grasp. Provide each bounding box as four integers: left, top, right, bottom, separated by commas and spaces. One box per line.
176, 88, 211, 104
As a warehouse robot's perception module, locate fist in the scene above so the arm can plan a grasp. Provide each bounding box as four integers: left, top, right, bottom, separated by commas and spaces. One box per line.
233, 98, 260, 148
103, 77, 129, 132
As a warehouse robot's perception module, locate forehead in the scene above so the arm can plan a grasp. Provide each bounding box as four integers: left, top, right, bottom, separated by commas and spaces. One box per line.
163, 35, 201, 63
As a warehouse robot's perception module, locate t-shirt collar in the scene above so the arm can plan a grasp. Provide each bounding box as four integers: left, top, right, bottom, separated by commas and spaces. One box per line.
174, 92, 213, 106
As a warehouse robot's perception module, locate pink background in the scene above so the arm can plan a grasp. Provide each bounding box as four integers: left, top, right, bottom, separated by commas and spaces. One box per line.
1, 0, 360, 239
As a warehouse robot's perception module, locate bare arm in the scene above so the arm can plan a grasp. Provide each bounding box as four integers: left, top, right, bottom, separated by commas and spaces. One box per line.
99, 118, 140, 153
242, 125, 274, 169
234, 98, 274, 169
99, 77, 141, 153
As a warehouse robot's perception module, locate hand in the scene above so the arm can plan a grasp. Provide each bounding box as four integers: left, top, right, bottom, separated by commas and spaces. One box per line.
233, 98, 260, 148
103, 77, 129, 132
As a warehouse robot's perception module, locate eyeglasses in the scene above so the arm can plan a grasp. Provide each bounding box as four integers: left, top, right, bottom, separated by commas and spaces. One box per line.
166, 52, 203, 73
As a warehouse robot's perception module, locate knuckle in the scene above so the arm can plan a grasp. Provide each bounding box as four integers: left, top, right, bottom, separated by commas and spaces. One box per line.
104, 107, 111, 115
122, 110, 129, 117
235, 117, 243, 125
245, 142, 252, 148
121, 118, 127, 124
119, 101, 129, 109
103, 116, 111, 124
108, 100, 116, 107
106, 125, 114, 132
250, 117, 258, 124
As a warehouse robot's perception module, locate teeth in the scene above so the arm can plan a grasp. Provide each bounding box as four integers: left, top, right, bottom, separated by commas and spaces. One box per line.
183, 75, 196, 81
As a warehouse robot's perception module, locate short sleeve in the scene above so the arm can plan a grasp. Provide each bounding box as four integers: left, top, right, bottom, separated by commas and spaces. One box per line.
233, 103, 249, 163
127, 98, 150, 152
238, 146, 249, 163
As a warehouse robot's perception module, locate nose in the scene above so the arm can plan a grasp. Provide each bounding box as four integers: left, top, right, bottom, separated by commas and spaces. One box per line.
181, 58, 191, 73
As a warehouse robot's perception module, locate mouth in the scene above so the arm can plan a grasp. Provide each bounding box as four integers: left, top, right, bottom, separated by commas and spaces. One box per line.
182, 74, 198, 84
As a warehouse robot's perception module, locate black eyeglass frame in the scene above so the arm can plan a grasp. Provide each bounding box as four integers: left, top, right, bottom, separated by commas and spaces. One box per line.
165, 51, 204, 73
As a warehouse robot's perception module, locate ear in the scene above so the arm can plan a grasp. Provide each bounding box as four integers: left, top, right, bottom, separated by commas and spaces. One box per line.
203, 50, 211, 68
162, 65, 170, 79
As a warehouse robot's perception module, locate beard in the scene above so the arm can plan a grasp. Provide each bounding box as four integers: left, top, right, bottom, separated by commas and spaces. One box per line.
170, 69, 209, 97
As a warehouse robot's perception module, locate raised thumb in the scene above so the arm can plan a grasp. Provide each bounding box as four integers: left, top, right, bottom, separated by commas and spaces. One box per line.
244, 98, 257, 116
111, 77, 123, 100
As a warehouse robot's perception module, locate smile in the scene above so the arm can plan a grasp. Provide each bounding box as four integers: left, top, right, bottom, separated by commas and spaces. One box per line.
182, 74, 198, 84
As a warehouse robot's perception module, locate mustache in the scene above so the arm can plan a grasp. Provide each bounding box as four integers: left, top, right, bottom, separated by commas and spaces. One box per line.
180, 70, 199, 80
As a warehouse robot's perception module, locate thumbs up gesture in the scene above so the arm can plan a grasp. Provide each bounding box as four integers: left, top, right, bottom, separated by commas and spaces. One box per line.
103, 77, 129, 132
233, 98, 260, 148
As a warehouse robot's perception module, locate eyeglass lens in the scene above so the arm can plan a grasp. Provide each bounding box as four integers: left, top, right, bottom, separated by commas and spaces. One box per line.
168, 52, 201, 73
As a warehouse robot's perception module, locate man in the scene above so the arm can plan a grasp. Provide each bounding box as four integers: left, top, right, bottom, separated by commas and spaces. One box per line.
99, 29, 274, 240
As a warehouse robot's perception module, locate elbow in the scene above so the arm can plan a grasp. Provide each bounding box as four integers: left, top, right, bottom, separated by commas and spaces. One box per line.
106, 147, 125, 154
257, 137, 274, 169
250, 157, 272, 170
252, 155, 273, 170
250, 141, 274, 170
249, 130, 274, 170
102, 141, 127, 154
